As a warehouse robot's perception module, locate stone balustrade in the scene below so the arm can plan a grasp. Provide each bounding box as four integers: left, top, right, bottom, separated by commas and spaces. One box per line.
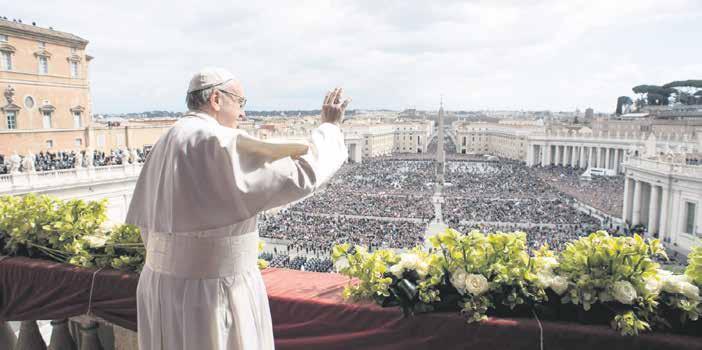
0, 164, 143, 195
1, 317, 137, 350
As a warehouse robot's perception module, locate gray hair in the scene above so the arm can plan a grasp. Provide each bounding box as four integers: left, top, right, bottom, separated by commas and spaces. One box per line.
186, 87, 216, 111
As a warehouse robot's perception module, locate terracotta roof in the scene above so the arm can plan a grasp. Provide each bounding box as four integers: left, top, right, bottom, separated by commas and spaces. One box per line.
0, 18, 88, 45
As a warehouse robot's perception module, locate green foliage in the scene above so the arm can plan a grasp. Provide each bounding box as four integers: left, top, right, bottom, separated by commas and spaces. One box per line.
685, 245, 702, 286
558, 231, 668, 335
332, 243, 398, 301
333, 230, 702, 336
661, 80, 702, 89
0, 194, 268, 273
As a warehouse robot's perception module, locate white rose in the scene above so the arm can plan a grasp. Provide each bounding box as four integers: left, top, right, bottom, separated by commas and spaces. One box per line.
611, 280, 637, 305
661, 273, 690, 295
643, 277, 662, 295
334, 256, 350, 272
550, 275, 569, 295
399, 253, 420, 270
83, 234, 108, 248
680, 282, 700, 301
540, 257, 559, 271
535, 272, 554, 289
450, 269, 468, 294
416, 261, 429, 279
390, 263, 405, 278
464, 274, 489, 296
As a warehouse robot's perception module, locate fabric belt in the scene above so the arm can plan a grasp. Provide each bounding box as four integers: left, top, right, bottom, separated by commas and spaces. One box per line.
145, 231, 259, 279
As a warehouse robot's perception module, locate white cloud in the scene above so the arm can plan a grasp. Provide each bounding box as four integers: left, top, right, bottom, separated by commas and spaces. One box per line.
5, 0, 701, 113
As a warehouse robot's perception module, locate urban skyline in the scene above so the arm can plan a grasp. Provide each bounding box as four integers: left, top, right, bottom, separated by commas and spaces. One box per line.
3, 0, 701, 114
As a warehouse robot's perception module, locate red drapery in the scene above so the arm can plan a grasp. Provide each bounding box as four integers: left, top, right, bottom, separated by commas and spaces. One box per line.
1, 257, 700, 350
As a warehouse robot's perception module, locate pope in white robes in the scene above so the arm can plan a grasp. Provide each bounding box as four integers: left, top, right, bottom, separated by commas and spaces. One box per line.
125, 67, 350, 350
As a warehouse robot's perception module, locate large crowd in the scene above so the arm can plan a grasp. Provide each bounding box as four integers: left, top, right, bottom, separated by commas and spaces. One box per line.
444, 198, 600, 226
259, 212, 426, 253
0, 148, 149, 174
258, 143, 623, 262
258, 252, 334, 273
289, 191, 433, 219
532, 165, 625, 217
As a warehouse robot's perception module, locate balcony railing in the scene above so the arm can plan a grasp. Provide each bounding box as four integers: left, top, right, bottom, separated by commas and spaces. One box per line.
625, 158, 702, 178
0, 163, 143, 194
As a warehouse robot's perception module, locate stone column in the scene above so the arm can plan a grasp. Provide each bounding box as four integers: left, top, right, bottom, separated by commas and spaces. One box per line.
605, 147, 611, 169
588, 146, 595, 168
78, 321, 103, 350
541, 145, 546, 166
49, 319, 77, 350
555, 145, 561, 166
648, 185, 660, 237
632, 180, 642, 226
0, 321, 17, 350
613, 148, 620, 173
659, 187, 670, 241
622, 177, 632, 223
570, 146, 576, 167
16, 320, 47, 350
579, 146, 586, 168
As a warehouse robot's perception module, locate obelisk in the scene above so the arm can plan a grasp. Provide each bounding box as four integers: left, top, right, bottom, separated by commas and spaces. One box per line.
436, 100, 445, 187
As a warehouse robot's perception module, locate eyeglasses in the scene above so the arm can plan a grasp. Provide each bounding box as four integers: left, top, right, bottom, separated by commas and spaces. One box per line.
218, 89, 247, 108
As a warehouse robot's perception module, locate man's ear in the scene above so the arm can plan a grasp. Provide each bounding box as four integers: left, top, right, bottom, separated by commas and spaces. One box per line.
210, 90, 221, 111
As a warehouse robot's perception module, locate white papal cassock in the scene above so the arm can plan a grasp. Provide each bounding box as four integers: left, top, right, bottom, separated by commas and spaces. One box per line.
125, 112, 347, 350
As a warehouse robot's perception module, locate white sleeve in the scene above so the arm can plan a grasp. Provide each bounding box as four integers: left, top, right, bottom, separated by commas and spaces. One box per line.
229, 123, 348, 216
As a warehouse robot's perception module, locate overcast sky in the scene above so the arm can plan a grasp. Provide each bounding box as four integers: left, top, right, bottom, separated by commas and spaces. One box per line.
6, 1, 702, 114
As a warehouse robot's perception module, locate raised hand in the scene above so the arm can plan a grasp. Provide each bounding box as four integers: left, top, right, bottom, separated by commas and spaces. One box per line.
321, 88, 351, 125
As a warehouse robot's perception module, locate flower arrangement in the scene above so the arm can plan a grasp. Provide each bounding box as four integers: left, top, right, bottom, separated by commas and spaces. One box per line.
0, 194, 269, 273
332, 229, 702, 336
2, 194, 701, 336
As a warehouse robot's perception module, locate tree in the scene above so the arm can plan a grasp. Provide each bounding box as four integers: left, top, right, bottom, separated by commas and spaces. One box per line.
615, 96, 633, 115
631, 85, 675, 107
662, 80, 702, 105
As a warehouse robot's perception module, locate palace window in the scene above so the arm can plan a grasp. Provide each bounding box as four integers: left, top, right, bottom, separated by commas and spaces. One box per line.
1, 51, 11, 70
75, 138, 82, 147
42, 110, 52, 128
6, 111, 16, 129
685, 202, 697, 235
39, 56, 48, 74
46, 140, 53, 148
0, 34, 7, 42
70, 61, 79, 78
73, 111, 82, 128
39, 41, 46, 48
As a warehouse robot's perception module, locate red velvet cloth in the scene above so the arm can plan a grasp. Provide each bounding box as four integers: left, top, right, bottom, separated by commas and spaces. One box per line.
0, 256, 138, 331
2, 257, 701, 349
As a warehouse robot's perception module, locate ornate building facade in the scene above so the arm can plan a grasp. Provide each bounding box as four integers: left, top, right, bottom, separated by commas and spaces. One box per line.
0, 19, 93, 154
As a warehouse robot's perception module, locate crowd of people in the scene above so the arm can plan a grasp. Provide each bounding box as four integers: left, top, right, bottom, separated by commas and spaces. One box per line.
0, 148, 149, 174
258, 253, 335, 273
289, 191, 433, 219
259, 153, 621, 261
444, 160, 561, 199
259, 212, 426, 253
329, 159, 435, 194
444, 198, 600, 226
532, 165, 625, 217
250, 132, 630, 270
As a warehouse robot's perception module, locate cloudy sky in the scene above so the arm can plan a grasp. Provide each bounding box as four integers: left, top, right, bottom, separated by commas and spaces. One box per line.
6, 1, 702, 114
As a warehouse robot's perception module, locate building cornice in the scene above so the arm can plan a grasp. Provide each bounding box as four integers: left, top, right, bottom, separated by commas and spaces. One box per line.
0, 22, 88, 48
